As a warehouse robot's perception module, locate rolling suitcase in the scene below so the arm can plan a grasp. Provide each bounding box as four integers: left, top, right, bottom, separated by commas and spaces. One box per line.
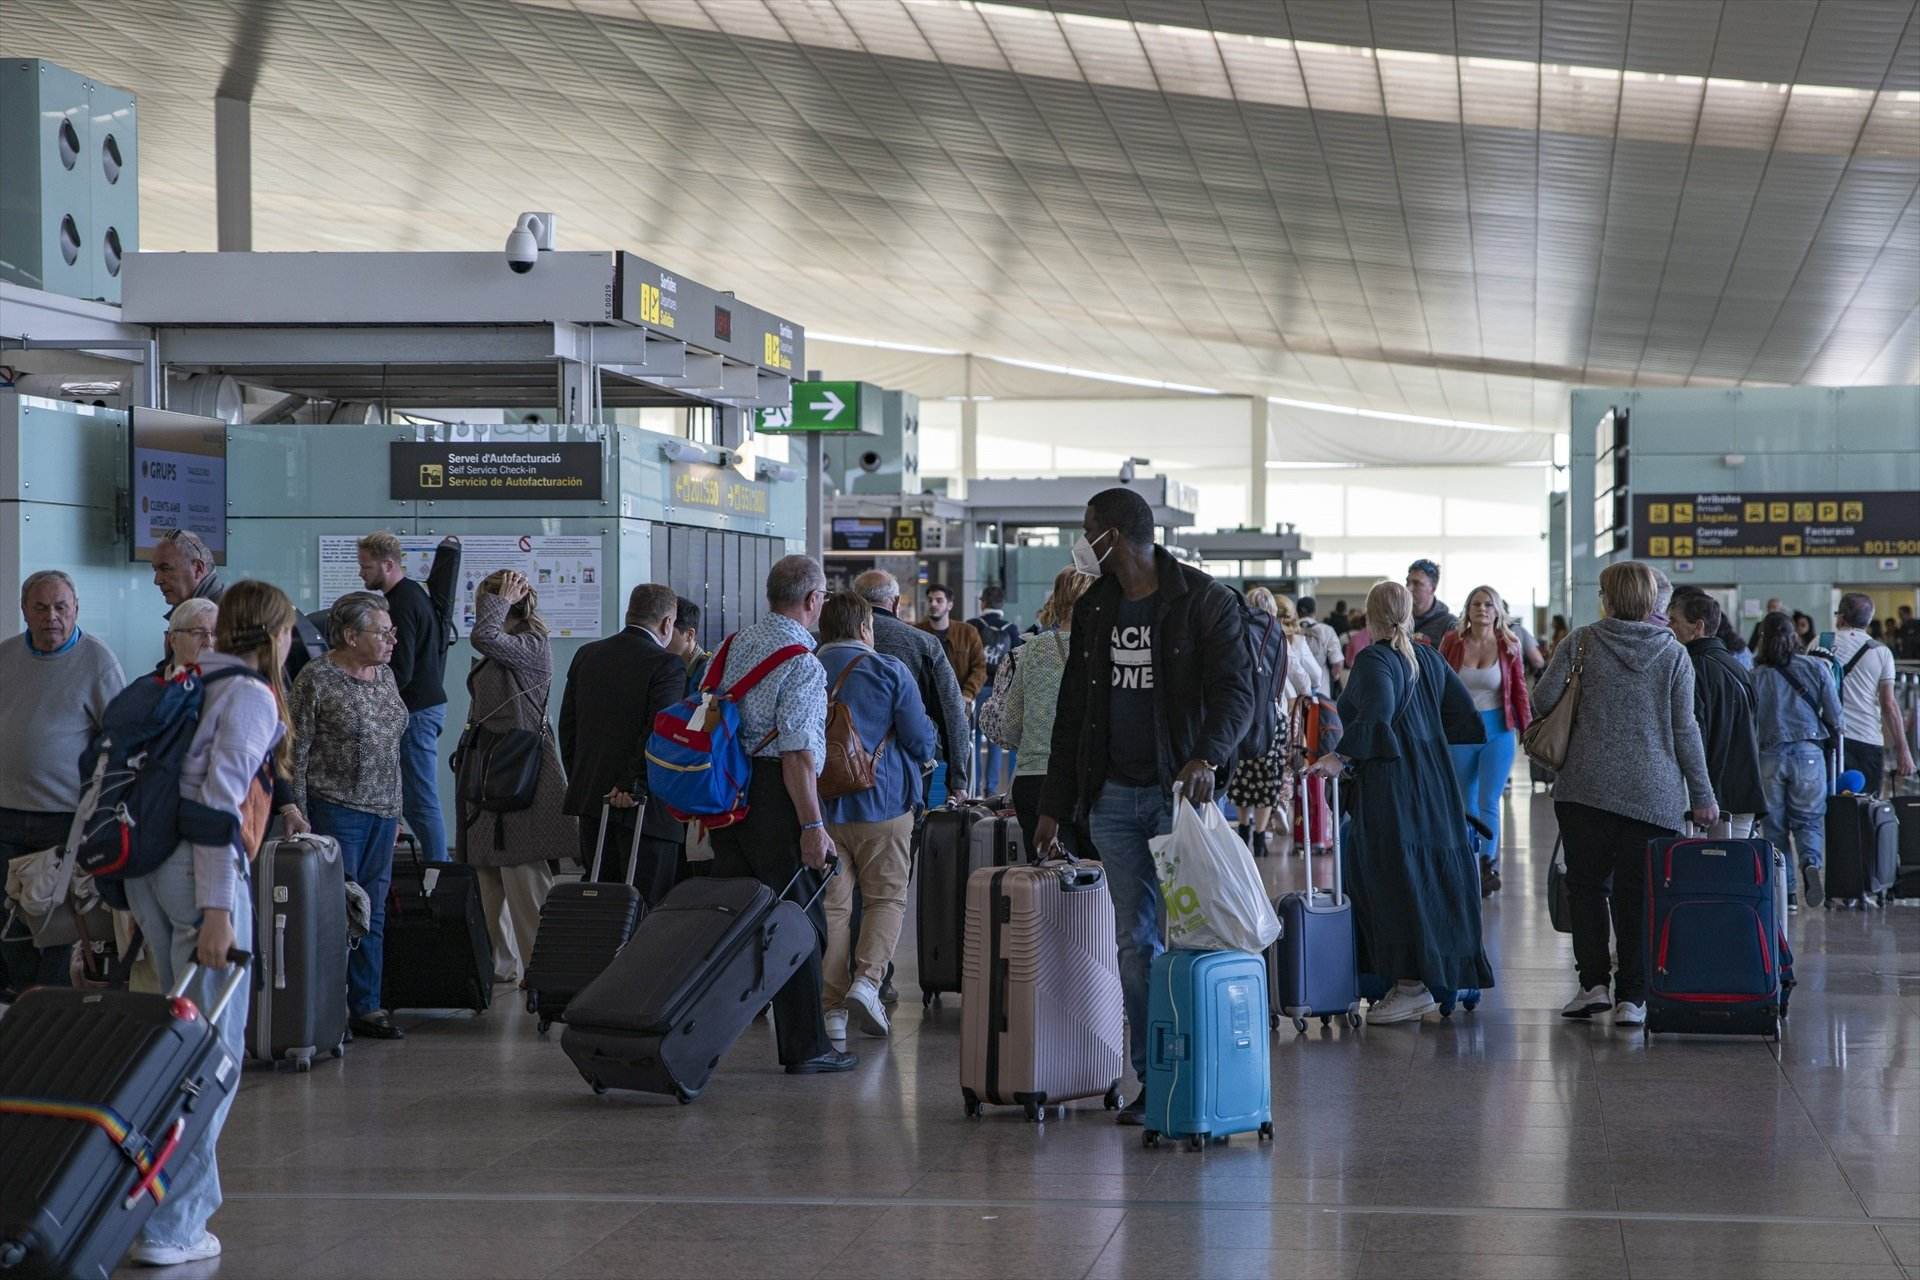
1266, 774, 1362, 1032
246, 833, 348, 1071
959, 859, 1125, 1123
560, 864, 833, 1103
381, 836, 492, 1013
1893, 795, 1920, 899
0, 951, 250, 1280
523, 803, 645, 1033
1825, 790, 1898, 907
968, 812, 1028, 868
916, 800, 994, 1006
1142, 949, 1274, 1150
1644, 835, 1785, 1038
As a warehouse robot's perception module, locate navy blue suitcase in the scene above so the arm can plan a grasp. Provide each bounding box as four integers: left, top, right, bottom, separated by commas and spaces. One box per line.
1142, 949, 1274, 1150
1266, 775, 1362, 1032
1644, 835, 1786, 1038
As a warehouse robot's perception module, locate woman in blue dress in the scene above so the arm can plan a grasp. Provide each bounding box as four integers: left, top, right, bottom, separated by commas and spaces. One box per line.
1310, 581, 1493, 1024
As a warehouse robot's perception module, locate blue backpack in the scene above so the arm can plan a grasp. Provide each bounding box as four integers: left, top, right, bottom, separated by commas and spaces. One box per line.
645, 635, 808, 830
75, 666, 268, 892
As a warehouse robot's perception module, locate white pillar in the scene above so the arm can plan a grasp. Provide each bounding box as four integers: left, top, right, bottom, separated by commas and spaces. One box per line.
958, 354, 979, 500
1249, 396, 1269, 529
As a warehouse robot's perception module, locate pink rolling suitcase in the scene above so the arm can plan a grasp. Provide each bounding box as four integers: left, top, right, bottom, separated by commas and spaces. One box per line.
960, 859, 1126, 1123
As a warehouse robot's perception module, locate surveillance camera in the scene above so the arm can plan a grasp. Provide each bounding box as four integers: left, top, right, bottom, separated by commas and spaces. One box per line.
504, 211, 556, 274
659, 439, 706, 464
859, 450, 883, 474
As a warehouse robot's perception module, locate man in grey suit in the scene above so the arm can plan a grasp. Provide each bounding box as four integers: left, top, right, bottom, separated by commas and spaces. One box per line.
854, 570, 970, 802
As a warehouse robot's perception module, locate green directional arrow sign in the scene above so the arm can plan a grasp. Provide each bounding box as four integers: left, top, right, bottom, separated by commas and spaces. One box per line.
756, 380, 880, 434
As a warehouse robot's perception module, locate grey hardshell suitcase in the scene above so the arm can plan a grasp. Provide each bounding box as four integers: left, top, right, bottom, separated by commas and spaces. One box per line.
524, 803, 645, 1034
1266, 774, 1363, 1032
246, 833, 348, 1071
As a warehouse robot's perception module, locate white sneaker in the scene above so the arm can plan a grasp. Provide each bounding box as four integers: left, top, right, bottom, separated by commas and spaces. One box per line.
823, 1008, 848, 1042
1366, 984, 1438, 1025
131, 1233, 221, 1267
846, 978, 891, 1038
1561, 985, 1611, 1019
1612, 1001, 1646, 1028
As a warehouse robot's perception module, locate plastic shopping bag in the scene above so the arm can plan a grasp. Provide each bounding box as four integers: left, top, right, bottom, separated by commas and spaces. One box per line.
1150, 794, 1281, 954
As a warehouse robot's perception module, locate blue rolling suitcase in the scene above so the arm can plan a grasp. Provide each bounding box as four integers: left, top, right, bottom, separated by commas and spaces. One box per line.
1142, 950, 1274, 1150
1644, 834, 1786, 1039
1266, 775, 1362, 1032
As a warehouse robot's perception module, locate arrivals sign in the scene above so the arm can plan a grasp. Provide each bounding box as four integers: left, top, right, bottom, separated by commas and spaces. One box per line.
390, 442, 602, 500
1632, 491, 1920, 560
755, 380, 881, 434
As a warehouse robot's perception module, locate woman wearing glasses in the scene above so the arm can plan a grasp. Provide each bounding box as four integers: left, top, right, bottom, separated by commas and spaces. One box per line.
288, 590, 411, 1041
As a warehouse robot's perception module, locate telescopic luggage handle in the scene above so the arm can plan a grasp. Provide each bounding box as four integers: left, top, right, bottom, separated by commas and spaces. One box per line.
167, 947, 253, 1024
780, 852, 839, 914
590, 797, 647, 888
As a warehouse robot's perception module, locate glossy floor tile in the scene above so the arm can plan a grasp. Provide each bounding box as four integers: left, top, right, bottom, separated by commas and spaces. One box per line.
70, 782, 1919, 1278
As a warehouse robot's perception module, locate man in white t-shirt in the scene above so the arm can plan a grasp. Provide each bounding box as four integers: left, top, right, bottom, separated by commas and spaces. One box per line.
1830, 592, 1914, 794
1297, 597, 1344, 691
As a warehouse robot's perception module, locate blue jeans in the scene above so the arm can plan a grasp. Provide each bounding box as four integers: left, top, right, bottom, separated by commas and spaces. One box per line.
310, 799, 400, 1016
123, 841, 252, 1251
1448, 709, 1517, 872
401, 704, 449, 863
1086, 782, 1173, 1084
1761, 741, 1826, 870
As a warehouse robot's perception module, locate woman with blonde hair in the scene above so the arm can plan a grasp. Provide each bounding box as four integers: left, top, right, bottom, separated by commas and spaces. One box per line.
1307, 580, 1491, 1024
1001, 567, 1093, 854
1227, 588, 1320, 855
454, 569, 567, 992
1438, 586, 1533, 895
119, 579, 295, 1266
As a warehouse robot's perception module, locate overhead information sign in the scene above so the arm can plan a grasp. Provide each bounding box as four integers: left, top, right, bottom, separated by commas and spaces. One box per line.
390, 442, 602, 501
829, 516, 921, 552
755, 380, 882, 434
616, 251, 802, 374
1633, 491, 1920, 560
669, 460, 770, 520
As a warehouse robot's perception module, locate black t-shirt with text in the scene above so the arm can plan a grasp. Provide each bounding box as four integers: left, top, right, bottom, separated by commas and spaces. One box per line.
1107, 592, 1159, 787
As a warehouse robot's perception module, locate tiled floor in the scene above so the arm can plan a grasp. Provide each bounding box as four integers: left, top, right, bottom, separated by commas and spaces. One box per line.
126, 787, 1920, 1278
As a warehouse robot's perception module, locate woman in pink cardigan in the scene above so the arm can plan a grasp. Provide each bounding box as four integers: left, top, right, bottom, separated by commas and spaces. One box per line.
1438, 586, 1532, 896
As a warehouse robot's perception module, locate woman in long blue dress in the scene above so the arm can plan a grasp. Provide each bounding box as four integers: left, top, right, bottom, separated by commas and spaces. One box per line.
1310, 581, 1493, 1024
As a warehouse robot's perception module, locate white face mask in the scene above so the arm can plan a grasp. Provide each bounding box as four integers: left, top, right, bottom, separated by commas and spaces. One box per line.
1071, 530, 1112, 578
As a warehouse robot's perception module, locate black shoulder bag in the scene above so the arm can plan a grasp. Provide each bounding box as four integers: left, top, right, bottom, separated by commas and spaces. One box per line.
454, 659, 547, 848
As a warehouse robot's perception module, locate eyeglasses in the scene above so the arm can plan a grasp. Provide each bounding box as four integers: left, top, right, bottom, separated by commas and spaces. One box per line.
169, 628, 215, 642
358, 626, 397, 640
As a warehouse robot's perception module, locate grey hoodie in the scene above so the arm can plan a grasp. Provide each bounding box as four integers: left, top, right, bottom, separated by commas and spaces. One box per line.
1534, 617, 1714, 830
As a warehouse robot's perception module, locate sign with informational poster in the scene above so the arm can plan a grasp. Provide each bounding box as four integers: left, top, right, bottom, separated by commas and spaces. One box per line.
318, 534, 605, 638
1632, 491, 1920, 560
389, 442, 602, 500
131, 408, 227, 564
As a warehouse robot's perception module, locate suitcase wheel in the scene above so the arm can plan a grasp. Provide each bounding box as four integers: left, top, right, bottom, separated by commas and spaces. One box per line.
294, 1056, 312, 1074
1345, 1011, 1362, 1029
525, 991, 539, 1014
537, 1018, 553, 1037
1143, 1130, 1160, 1148
1258, 1122, 1274, 1141
1186, 1134, 1205, 1152
1103, 1085, 1121, 1111
590, 1080, 608, 1096
963, 1090, 983, 1119
1268, 1012, 1281, 1031
1462, 994, 1481, 1012
1022, 1100, 1044, 1124
1320, 1015, 1332, 1028
1292, 1016, 1308, 1034
1438, 1001, 1455, 1018
675, 1089, 693, 1106
331, 1044, 345, 1059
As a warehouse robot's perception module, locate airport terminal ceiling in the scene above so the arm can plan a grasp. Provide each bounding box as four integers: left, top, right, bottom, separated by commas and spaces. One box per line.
5, 0, 1916, 452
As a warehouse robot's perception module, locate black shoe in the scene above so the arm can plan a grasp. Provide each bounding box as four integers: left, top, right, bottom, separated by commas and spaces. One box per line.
1115, 1095, 1147, 1126
349, 1011, 405, 1041
786, 1048, 859, 1075
1236, 824, 1252, 846
1250, 831, 1268, 859
1801, 863, 1824, 909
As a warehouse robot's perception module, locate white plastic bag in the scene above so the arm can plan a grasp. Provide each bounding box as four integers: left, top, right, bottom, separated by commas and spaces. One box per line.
1150, 794, 1281, 954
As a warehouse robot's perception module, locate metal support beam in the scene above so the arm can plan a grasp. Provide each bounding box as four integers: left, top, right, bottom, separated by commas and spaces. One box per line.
1250, 396, 1269, 529
214, 96, 251, 252
805, 434, 825, 564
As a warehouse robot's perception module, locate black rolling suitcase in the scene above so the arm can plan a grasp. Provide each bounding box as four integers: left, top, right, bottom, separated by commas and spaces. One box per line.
247, 833, 349, 1071
381, 835, 493, 1013
524, 803, 645, 1033
1825, 791, 1898, 907
560, 865, 833, 1103
1893, 795, 1920, 899
916, 801, 993, 1006
0, 951, 250, 1280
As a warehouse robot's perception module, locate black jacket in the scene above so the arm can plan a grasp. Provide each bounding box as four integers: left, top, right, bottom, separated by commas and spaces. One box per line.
1040, 547, 1254, 825
558, 625, 687, 841
1684, 636, 1768, 816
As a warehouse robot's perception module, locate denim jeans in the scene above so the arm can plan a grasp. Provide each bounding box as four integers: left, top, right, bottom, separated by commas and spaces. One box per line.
1761, 741, 1826, 870
310, 799, 399, 1016
123, 840, 251, 1251
401, 704, 449, 863
1086, 782, 1173, 1084
1448, 709, 1517, 872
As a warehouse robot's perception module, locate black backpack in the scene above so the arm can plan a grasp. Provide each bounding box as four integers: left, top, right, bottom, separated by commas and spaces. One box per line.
1232, 590, 1289, 763
969, 614, 1021, 678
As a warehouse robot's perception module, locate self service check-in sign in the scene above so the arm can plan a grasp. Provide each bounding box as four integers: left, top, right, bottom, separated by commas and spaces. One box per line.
390, 443, 603, 501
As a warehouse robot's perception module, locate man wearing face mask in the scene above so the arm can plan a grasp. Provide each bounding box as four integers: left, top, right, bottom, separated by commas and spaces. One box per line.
1406, 559, 1456, 647
1034, 488, 1254, 1125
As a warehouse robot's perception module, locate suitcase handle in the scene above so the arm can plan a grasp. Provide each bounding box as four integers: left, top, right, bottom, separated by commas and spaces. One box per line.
168, 947, 253, 1024
779, 853, 839, 915
588, 799, 648, 888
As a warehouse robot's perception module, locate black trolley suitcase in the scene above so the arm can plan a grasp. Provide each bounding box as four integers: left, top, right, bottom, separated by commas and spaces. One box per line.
560, 864, 834, 1103
381, 834, 493, 1013
1893, 795, 1920, 899
247, 833, 349, 1071
0, 951, 250, 1280
524, 803, 645, 1033
1824, 742, 1899, 908
916, 800, 994, 1006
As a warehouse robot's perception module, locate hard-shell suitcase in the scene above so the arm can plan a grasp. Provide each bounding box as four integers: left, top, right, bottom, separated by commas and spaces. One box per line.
1893, 795, 1920, 899
381, 837, 492, 1013
1266, 775, 1361, 1032
560, 865, 832, 1103
968, 813, 1027, 868
246, 833, 348, 1070
1825, 791, 1898, 906
0, 952, 249, 1280
959, 859, 1125, 1122
524, 803, 645, 1033
916, 801, 994, 1005
1644, 835, 1786, 1038
1142, 949, 1274, 1150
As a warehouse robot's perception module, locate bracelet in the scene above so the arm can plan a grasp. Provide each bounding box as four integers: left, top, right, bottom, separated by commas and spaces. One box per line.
800, 820, 825, 832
